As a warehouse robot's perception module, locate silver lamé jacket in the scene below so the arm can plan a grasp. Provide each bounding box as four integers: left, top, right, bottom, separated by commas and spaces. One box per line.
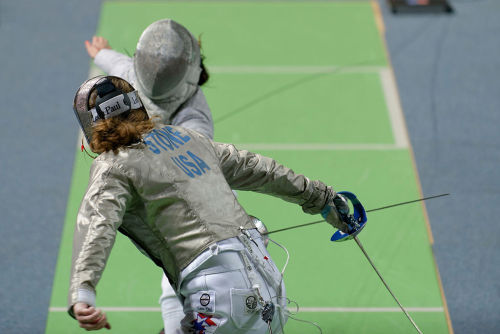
68, 125, 335, 311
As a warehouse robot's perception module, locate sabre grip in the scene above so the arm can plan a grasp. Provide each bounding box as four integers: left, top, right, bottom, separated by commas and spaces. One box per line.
321, 194, 351, 233
261, 302, 275, 324
333, 194, 352, 223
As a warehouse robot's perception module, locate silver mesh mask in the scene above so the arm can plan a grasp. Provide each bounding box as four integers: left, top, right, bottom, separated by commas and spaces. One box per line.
73, 76, 143, 149
134, 19, 202, 105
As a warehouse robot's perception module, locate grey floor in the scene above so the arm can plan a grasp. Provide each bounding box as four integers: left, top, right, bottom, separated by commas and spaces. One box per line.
0, 0, 498, 333
381, 0, 500, 332
0, 0, 103, 332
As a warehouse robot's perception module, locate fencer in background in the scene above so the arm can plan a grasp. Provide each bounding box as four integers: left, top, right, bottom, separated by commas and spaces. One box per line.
84, 19, 213, 333
85, 19, 213, 138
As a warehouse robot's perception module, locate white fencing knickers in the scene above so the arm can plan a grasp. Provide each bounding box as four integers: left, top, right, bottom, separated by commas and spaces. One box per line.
176, 229, 288, 333
160, 275, 185, 334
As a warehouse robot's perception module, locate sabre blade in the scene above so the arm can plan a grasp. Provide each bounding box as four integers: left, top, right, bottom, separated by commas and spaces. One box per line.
265, 193, 449, 235
354, 236, 423, 334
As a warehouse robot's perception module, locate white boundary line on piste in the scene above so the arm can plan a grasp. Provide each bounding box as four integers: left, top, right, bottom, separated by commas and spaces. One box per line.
49, 306, 444, 313
379, 68, 409, 148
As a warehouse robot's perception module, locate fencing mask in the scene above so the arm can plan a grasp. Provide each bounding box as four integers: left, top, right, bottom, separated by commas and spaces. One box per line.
134, 19, 202, 108
73, 75, 143, 148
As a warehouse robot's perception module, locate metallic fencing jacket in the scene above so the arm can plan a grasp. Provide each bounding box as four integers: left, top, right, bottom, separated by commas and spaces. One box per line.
68, 125, 335, 311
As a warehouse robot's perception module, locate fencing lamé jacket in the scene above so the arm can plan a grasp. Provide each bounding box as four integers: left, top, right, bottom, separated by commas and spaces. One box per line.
68, 125, 335, 312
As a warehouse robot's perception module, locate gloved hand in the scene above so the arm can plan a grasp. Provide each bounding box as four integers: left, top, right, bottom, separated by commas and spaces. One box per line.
321, 194, 351, 233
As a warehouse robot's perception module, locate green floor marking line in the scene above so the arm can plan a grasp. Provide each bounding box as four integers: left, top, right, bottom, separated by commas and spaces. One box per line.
47, 1, 449, 333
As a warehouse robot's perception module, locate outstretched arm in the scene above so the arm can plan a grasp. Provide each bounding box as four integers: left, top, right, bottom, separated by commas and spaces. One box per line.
212, 143, 330, 212
85, 36, 134, 79
211, 142, 349, 231
171, 88, 214, 139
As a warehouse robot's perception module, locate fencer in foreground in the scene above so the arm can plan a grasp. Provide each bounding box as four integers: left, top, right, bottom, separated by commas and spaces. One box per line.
69, 75, 350, 333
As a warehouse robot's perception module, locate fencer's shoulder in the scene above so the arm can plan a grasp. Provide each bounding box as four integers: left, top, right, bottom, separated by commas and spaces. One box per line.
144, 124, 206, 142
94, 48, 134, 81
91, 150, 136, 175
92, 152, 113, 165
170, 125, 212, 143
95, 48, 132, 63
184, 87, 206, 104
178, 88, 210, 114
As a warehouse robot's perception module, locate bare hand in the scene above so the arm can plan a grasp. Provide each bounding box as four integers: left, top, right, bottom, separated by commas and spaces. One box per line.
85, 36, 111, 59
74, 302, 111, 330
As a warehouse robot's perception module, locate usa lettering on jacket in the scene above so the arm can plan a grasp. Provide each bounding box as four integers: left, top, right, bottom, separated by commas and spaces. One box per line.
144, 126, 210, 178
171, 150, 211, 178
144, 126, 191, 153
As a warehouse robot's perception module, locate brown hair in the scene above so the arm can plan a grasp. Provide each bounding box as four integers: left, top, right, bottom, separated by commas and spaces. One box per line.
198, 36, 209, 86
89, 77, 154, 154
199, 56, 209, 86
